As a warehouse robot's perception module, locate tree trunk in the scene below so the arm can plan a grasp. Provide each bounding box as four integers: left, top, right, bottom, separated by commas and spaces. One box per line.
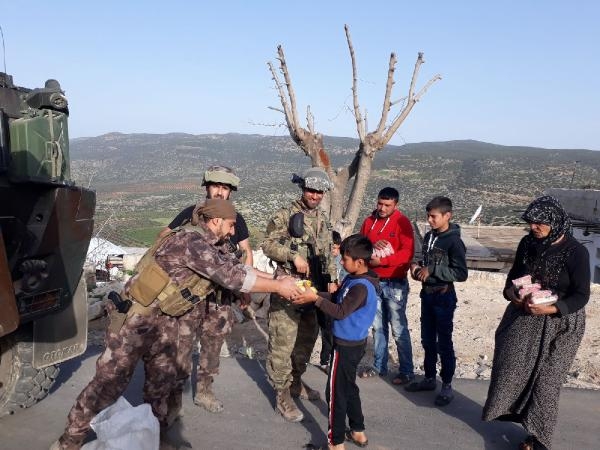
340, 146, 374, 236
267, 26, 440, 237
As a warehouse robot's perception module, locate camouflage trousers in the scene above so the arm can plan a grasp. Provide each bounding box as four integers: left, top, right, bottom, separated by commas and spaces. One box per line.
174, 301, 206, 394
59, 301, 205, 448
197, 302, 234, 384
266, 294, 319, 390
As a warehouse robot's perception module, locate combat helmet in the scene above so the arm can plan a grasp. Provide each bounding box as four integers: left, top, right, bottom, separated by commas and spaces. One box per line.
296, 167, 333, 192
202, 165, 240, 191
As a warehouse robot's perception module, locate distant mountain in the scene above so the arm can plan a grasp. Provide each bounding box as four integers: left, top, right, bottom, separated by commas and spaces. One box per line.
69, 133, 600, 246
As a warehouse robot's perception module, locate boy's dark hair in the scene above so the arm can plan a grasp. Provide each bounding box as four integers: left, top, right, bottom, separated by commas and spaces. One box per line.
340, 234, 373, 262
426, 196, 453, 214
378, 187, 399, 203
332, 230, 342, 246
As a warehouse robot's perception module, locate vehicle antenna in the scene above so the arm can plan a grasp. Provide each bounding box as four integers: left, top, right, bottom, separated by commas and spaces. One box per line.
0, 25, 6, 75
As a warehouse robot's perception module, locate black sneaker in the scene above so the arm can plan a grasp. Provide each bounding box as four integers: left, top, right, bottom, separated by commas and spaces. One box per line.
434, 383, 454, 406
392, 373, 415, 385
405, 377, 436, 392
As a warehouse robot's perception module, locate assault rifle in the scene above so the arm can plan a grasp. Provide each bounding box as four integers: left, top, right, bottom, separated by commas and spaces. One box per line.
306, 241, 331, 292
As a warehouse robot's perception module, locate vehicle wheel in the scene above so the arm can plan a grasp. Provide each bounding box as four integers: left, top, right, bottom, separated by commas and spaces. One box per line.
0, 326, 60, 417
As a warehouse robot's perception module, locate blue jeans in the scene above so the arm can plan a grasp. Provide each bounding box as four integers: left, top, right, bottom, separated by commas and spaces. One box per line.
420, 288, 457, 384
372, 278, 414, 376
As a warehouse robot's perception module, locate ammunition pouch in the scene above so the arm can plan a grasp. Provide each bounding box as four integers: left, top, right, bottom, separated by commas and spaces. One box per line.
127, 302, 155, 317
288, 212, 305, 238
129, 228, 176, 306
129, 262, 170, 307
106, 296, 157, 335
127, 227, 216, 317
156, 272, 215, 317
129, 261, 215, 317
107, 307, 127, 335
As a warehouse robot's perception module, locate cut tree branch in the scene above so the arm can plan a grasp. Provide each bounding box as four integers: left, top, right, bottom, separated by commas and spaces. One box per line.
375, 52, 397, 136
307, 105, 315, 134
408, 52, 424, 102
267, 106, 285, 114
277, 45, 301, 133
266, 27, 441, 235
345, 24, 366, 140
413, 74, 442, 102
267, 61, 295, 136
381, 52, 442, 145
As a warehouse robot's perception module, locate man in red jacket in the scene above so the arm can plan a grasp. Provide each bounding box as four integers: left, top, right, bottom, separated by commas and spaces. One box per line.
359, 187, 415, 384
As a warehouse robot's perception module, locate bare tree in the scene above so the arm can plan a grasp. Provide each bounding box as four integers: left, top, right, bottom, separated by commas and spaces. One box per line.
268, 25, 441, 236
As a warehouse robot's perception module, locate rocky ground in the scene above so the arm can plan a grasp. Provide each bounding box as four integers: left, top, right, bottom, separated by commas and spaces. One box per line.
86, 272, 600, 389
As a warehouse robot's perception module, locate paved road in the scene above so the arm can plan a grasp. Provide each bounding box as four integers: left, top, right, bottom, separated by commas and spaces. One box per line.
0, 347, 598, 449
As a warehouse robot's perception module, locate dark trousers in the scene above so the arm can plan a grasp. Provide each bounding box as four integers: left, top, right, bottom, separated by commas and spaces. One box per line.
317, 309, 333, 365
326, 340, 366, 445
420, 288, 457, 384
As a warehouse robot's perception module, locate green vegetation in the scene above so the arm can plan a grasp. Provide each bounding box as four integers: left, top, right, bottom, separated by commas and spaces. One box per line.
123, 226, 163, 246
70, 133, 600, 246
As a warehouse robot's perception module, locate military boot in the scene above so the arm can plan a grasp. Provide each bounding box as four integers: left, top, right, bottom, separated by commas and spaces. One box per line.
290, 378, 321, 401
193, 376, 224, 413
275, 388, 304, 422
164, 391, 184, 430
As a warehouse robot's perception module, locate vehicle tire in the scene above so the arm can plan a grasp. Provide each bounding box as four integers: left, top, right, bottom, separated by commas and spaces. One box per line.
0, 326, 60, 417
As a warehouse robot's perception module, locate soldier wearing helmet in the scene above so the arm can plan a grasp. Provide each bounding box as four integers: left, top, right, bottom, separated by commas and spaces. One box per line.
261, 166, 338, 422
164, 165, 251, 264
158, 165, 252, 414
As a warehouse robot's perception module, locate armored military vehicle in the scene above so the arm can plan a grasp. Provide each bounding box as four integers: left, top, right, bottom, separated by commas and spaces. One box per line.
0, 72, 96, 416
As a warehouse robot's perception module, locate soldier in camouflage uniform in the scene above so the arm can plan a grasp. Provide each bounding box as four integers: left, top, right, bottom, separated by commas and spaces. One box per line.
262, 167, 338, 422
159, 165, 252, 413
52, 199, 300, 450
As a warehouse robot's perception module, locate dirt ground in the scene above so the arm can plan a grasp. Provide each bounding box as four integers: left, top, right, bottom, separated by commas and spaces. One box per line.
225, 272, 600, 390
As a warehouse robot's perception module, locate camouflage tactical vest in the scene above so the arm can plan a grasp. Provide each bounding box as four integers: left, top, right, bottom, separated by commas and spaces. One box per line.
273, 201, 333, 276
128, 226, 215, 317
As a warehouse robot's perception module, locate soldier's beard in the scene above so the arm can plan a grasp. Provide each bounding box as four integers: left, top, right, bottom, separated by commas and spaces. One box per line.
302, 198, 320, 210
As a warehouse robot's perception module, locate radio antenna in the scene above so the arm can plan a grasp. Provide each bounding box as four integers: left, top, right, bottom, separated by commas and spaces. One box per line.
0, 25, 6, 75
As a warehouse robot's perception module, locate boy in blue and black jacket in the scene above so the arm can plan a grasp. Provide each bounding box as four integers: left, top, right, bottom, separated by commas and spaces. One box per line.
293, 234, 378, 450
405, 196, 468, 407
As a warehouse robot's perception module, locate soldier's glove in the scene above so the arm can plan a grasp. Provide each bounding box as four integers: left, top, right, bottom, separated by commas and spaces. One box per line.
108, 291, 132, 314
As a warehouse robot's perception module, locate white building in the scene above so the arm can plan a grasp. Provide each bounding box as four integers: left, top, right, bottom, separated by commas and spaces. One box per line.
547, 188, 600, 284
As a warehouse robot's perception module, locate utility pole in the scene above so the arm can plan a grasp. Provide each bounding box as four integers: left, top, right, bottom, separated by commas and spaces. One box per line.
569, 160, 580, 189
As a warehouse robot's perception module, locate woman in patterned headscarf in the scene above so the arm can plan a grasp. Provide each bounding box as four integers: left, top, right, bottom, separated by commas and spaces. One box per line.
482, 195, 590, 450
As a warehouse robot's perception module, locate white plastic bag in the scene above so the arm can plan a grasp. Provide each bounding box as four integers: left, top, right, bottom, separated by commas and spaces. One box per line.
82, 397, 159, 450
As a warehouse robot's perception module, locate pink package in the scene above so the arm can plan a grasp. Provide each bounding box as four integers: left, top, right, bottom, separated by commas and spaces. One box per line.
531, 290, 553, 299
373, 243, 395, 259
531, 295, 558, 305
512, 275, 532, 288
519, 284, 541, 297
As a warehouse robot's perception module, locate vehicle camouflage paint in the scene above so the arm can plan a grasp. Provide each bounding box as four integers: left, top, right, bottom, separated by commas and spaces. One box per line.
0, 72, 95, 416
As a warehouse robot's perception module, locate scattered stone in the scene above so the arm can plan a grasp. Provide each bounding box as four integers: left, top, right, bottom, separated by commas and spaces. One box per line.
88, 299, 106, 321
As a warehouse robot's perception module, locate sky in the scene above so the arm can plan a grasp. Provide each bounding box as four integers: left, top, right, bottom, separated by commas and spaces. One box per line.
1, 0, 599, 150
